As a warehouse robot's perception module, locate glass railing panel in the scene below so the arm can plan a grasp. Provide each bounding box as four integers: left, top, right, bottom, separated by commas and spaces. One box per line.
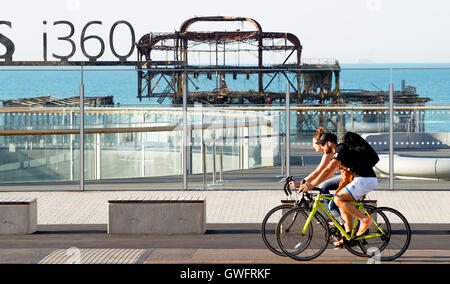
1, 66, 449, 192
0, 66, 81, 189
286, 66, 392, 191
186, 104, 283, 190
82, 68, 183, 189
388, 67, 450, 189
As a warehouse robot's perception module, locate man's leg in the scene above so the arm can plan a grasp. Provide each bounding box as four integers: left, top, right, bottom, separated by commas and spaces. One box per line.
335, 177, 378, 238
334, 191, 366, 233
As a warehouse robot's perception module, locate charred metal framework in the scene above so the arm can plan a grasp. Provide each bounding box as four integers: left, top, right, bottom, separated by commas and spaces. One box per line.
1, 95, 114, 107
0, 16, 430, 135
136, 16, 341, 105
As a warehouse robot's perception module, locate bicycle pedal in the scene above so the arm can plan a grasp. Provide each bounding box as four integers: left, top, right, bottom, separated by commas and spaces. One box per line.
334, 238, 357, 248
329, 234, 337, 241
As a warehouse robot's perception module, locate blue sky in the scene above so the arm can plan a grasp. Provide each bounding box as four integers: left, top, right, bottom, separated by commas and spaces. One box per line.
1, 0, 450, 63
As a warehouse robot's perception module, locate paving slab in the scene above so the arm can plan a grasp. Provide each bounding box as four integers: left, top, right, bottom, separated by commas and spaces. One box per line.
0, 190, 448, 225
142, 248, 450, 264
2, 247, 448, 264
35, 248, 151, 264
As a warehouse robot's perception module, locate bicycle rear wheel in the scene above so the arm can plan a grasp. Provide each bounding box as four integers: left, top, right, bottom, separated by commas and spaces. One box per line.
343, 205, 381, 257
348, 207, 391, 258
369, 207, 411, 261
277, 208, 329, 261
261, 204, 295, 256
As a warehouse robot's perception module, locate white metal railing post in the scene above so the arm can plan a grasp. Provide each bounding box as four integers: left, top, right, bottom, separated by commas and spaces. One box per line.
218, 109, 227, 184
219, 144, 224, 182
80, 66, 85, 191
285, 84, 290, 177
212, 138, 217, 184
202, 141, 207, 189
70, 111, 74, 181
277, 134, 285, 178
182, 73, 188, 190
95, 133, 101, 180
389, 83, 394, 190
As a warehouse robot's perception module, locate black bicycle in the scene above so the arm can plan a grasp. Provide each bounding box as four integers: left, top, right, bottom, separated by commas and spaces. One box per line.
261, 176, 313, 256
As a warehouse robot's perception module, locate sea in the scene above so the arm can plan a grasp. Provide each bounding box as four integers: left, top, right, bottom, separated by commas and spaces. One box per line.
0, 63, 450, 131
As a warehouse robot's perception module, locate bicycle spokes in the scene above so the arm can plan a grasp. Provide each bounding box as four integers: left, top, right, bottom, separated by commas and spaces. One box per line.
277, 208, 329, 261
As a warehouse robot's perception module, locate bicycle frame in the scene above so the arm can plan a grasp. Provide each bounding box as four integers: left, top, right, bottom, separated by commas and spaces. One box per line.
301, 193, 387, 242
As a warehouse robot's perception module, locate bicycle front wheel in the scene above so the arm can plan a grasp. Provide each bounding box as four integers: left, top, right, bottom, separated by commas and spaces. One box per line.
261, 204, 295, 256
276, 208, 329, 261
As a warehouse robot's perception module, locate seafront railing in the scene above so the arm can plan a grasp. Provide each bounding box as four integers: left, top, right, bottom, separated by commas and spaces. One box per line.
1, 66, 450, 190
0, 105, 450, 186
0, 106, 278, 183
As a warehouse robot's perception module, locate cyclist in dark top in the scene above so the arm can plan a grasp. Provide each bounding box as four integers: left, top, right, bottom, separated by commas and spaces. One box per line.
300, 132, 378, 246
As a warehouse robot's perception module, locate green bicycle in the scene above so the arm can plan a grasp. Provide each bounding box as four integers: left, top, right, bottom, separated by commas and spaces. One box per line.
276, 190, 411, 261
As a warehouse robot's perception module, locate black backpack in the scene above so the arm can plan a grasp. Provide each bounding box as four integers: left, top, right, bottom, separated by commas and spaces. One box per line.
343, 132, 379, 168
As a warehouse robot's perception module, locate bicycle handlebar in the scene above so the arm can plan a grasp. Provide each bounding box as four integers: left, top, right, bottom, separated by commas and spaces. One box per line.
282, 176, 294, 196
281, 176, 314, 197
280, 177, 331, 202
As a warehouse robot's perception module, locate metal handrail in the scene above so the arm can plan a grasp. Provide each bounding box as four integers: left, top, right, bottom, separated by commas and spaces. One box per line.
0, 120, 271, 136
1, 105, 450, 114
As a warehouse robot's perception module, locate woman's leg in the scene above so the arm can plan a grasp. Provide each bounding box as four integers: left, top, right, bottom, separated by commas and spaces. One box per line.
318, 175, 341, 194
319, 175, 341, 212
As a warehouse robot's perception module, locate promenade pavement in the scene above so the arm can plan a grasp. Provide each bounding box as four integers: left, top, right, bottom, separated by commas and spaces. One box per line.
0, 189, 449, 225
0, 188, 449, 264
0, 163, 450, 224
0, 165, 449, 264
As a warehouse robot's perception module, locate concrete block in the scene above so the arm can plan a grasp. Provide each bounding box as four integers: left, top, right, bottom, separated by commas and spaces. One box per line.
0, 198, 37, 234
107, 197, 206, 234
